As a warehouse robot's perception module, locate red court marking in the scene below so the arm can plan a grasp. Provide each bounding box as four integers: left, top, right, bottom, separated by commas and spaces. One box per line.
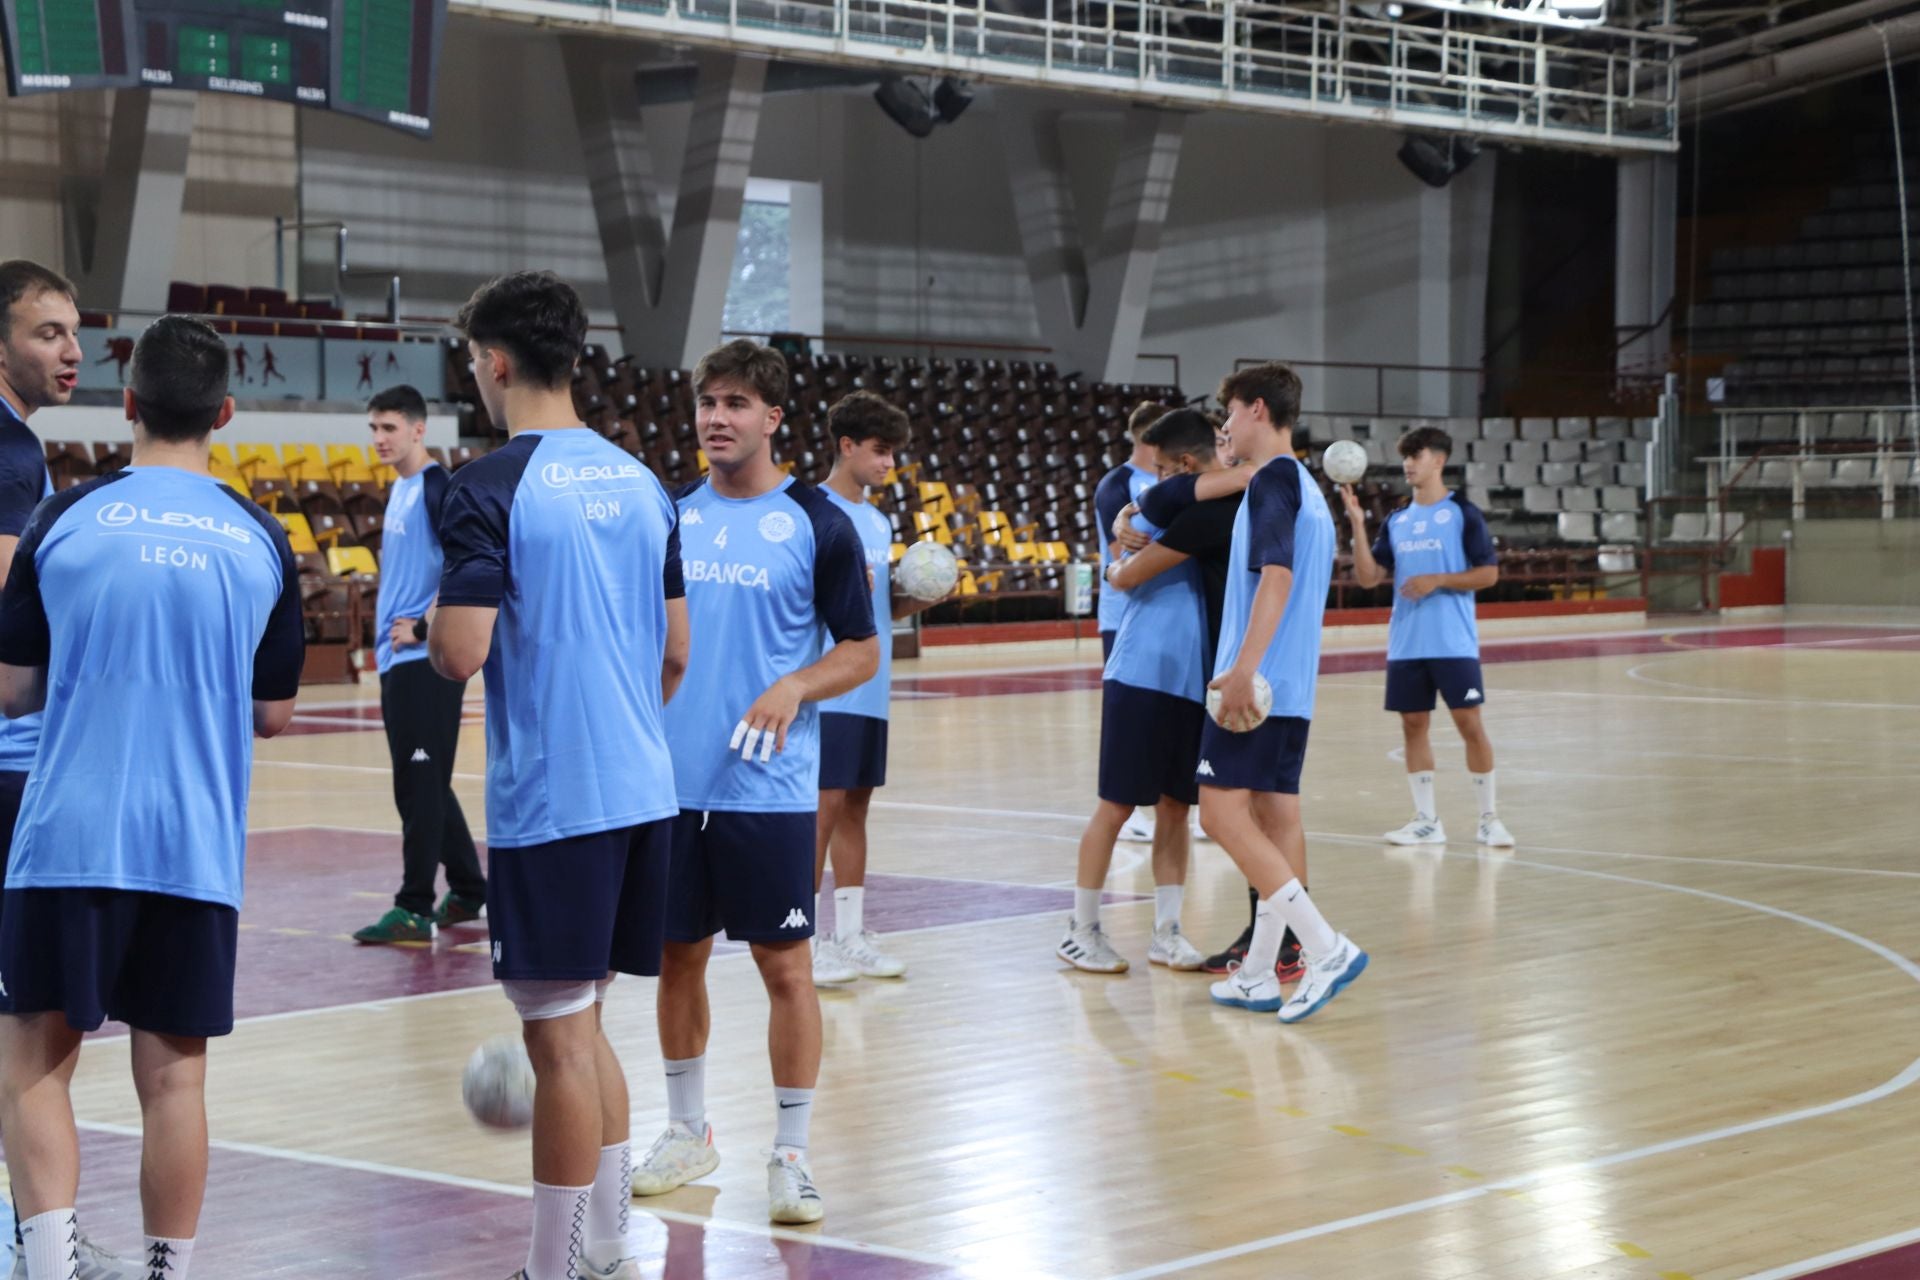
1790, 1238, 1920, 1279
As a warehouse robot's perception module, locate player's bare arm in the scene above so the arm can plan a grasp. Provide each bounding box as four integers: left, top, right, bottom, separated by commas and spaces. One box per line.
428, 604, 497, 682
1341, 487, 1387, 589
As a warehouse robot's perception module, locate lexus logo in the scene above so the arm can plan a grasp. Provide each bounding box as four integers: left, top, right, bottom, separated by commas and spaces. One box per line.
97, 502, 137, 527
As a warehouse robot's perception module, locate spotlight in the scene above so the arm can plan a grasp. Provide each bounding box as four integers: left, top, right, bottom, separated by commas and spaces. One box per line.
1549, 0, 1606, 15
933, 77, 973, 124
1396, 133, 1480, 188
874, 77, 935, 138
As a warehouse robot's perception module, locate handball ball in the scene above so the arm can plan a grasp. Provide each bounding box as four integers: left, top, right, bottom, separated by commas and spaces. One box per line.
897, 540, 960, 602
1322, 440, 1369, 485
1205, 673, 1273, 730
462, 1035, 535, 1130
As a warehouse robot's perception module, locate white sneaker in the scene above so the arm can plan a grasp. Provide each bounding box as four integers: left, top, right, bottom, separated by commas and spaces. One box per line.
811, 936, 858, 986
837, 930, 907, 978
1209, 963, 1284, 1011
1277, 935, 1369, 1024
1383, 816, 1446, 845
582, 1257, 644, 1280
1148, 923, 1205, 970
631, 1121, 721, 1195
40, 1234, 135, 1280
1190, 811, 1210, 842
1118, 809, 1155, 842
1477, 815, 1516, 847
1055, 918, 1129, 972
767, 1147, 825, 1224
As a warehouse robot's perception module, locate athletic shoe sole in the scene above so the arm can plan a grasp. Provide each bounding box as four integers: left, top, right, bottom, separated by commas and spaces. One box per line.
1278, 950, 1370, 1024
1148, 951, 1205, 971
1056, 944, 1128, 974
632, 1146, 720, 1197
1210, 986, 1284, 1013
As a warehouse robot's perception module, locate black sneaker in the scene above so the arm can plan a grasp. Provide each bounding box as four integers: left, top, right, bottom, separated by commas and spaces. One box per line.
1202, 922, 1253, 974
433, 892, 486, 928
1277, 940, 1305, 983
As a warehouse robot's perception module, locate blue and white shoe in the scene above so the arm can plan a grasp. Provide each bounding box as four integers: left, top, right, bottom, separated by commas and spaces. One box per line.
1277, 935, 1368, 1024
1209, 963, 1284, 1012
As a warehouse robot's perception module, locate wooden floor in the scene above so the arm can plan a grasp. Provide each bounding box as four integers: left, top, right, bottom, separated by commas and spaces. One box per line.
22, 609, 1920, 1279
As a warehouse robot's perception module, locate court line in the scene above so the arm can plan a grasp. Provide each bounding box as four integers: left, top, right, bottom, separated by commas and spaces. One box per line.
1623, 656, 1920, 709
1736, 1224, 1920, 1280
67, 1121, 994, 1276
1104, 853, 1920, 1280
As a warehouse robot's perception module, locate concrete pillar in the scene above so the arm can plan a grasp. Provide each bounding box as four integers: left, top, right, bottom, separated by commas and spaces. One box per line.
1616, 153, 1678, 381
563, 38, 669, 342
1000, 98, 1184, 381
81, 89, 196, 312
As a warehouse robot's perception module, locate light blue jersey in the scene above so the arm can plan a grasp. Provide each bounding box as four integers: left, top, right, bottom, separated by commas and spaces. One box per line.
818, 486, 893, 722
0, 399, 52, 773
437, 430, 682, 848
1214, 455, 1336, 721
0, 468, 304, 908
667, 476, 876, 813
1373, 492, 1496, 661
1094, 461, 1156, 632
373, 463, 451, 674
1102, 508, 1209, 703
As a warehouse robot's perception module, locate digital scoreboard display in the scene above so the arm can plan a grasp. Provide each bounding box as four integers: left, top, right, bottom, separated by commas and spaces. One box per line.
0, 0, 444, 135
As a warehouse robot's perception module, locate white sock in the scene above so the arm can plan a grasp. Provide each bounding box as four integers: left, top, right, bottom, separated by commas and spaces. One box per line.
1244, 897, 1283, 975
814, 892, 823, 933
1270, 878, 1339, 958
21, 1210, 76, 1280
1472, 771, 1497, 818
583, 1141, 631, 1269
664, 1055, 705, 1132
1153, 884, 1184, 931
1408, 771, 1437, 821
774, 1086, 814, 1150
1073, 887, 1102, 929
833, 885, 864, 942
526, 1181, 590, 1280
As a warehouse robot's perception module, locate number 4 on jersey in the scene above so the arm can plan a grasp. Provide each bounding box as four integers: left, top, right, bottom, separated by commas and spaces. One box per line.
714, 526, 729, 549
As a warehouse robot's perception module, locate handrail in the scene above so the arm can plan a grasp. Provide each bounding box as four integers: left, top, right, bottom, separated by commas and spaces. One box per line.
83, 307, 446, 341
721, 329, 1054, 357
273, 217, 403, 322
1232, 355, 1484, 417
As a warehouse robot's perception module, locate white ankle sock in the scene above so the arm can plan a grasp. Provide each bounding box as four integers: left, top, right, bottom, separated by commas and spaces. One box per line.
664, 1055, 706, 1131
527, 1182, 590, 1280
21, 1210, 76, 1280
1073, 887, 1102, 929
1270, 878, 1339, 957
774, 1086, 814, 1150
583, 1141, 631, 1268
1153, 884, 1184, 931
143, 1235, 194, 1277
833, 885, 864, 941
1472, 771, 1496, 818
1244, 898, 1283, 975
1408, 771, 1437, 821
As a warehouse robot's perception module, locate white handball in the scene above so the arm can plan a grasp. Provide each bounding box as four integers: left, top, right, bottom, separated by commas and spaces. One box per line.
1206, 673, 1274, 730
896, 539, 960, 602
461, 1035, 535, 1130
1322, 439, 1369, 485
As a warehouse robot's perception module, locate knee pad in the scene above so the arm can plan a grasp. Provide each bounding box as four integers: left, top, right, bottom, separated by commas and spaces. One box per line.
500, 979, 599, 1022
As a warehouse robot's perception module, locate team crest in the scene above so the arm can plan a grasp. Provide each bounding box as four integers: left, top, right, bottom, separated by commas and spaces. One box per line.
1434, 508, 1453, 524
758, 511, 796, 543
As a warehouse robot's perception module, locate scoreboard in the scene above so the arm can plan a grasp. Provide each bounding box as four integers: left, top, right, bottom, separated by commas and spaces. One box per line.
1, 0, 446, 135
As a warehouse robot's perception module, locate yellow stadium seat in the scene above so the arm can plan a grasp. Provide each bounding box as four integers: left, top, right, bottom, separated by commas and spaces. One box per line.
235, 443, 286, 481
1042, 541, 1072, 563
217, 472, 249, 500
978, 511, 1014, 547
327, 545, 379, 578
373, 463, 397, 486
274, 513, 319, 555
955, 570, 980, 597
210, 444, 237, 471
918, 482, 953, 517
910, 512, 952, 545
1008, 543, 1037, 564
281, 443, 329, 483
326, 445, 375, 484
696, 450, 710, 476
890, 542, 906, 563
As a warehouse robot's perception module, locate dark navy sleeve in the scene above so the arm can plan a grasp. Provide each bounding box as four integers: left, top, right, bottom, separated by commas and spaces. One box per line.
437, 438, 537, 608
801, 490, 878, 644
1245, 460, 1301, 573
1371, 521, 1396, 571
0, 475, 122, 667
0, 420, 49, 538
420, 464, 452, 544
1157, 495, 1237, 558
1140, 473, 1199, 529
223, 490, 306, 700
663, 516, 685, 600
1457, 498, 1496, 568
1093, 467, 1131, 549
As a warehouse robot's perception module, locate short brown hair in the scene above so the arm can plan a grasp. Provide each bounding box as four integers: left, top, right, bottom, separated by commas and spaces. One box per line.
827, 390, 910, 449
1216, 362, 1302, 430
1398, 425, 1454, 459
693, 338, 788, 408
0, 259, 76, 331
1126, 400, 1169, 442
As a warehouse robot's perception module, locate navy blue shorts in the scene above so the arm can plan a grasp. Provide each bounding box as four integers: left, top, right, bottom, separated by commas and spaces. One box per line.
0, 769, 24, 898
1195, 715, 1313, 795
667, 810, 816, 945
819, 713, 888, 791
0, 889, 239, 1037
488, 820, 672, 981
1101, 630, 1116, 661
1385, 658, 1487, 713
1098, 681, 1205, 807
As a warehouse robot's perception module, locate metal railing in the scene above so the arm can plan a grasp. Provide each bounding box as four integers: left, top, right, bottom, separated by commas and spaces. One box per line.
1714, 404, 1920, 458
460, 0, 1685, 153
1704, 450, 1919, 521
273, 218, 403, 323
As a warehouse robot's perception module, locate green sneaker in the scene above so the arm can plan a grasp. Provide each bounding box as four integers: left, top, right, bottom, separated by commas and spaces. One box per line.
353, 907, 437, 944
434, 892, 486, 928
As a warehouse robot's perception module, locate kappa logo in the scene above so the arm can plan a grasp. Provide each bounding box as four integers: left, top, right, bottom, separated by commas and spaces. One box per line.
1434, 508, 1453, 525
759, 511, 796, 544
1196, 760, 1216, 778
682, 507, 704, 525
0, 971, 8, 998
96, 502, 253, 543
781, 907, 809, 929
1464, 688, 1482, 701
492, 940, 502, 963
410, 748, 430, 763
